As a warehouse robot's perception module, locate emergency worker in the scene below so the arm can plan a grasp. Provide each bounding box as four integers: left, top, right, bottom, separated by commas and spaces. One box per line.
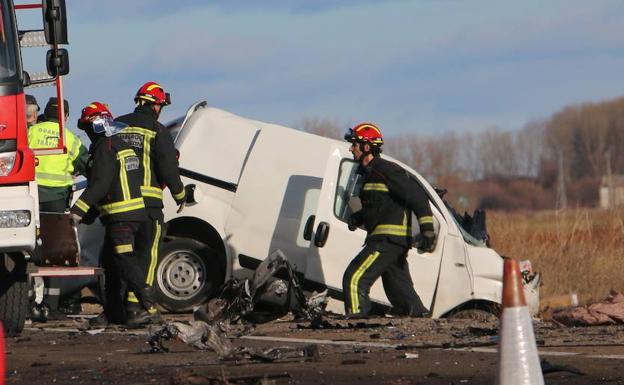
342, 123, 435, 318
115, 81, 185, 325
25, 94, 39, 127
71, 101, 160, 327
28, 97, 89, 212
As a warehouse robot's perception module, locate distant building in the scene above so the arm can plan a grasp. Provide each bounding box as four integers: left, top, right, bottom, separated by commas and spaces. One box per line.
599, 175, 624, 209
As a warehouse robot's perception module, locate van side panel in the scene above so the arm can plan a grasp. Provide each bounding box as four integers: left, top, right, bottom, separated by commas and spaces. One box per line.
223, 122, 335, 275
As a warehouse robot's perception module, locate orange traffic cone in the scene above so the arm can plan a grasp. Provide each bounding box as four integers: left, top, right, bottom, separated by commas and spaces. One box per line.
495, 258, 544, 385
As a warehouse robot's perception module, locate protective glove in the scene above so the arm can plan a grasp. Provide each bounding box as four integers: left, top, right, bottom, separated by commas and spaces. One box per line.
418, 230, 436, 253
347, 214, 359, 231
70, 213, 82, 227
176, 200, 186, 214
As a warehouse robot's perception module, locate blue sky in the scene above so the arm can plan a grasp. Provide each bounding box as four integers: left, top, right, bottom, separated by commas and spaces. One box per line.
19, 0, 624, 137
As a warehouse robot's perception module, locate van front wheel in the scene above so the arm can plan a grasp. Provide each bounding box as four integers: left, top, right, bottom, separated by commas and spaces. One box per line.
154, 239, 224, 313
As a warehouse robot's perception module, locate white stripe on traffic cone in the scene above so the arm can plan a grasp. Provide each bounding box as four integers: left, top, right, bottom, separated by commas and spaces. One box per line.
495, 258, 544, 385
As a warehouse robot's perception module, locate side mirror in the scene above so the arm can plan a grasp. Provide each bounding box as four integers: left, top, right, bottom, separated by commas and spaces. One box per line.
42, 0, 68, 45
46, 48, 69, 76
21, 71, 31, 87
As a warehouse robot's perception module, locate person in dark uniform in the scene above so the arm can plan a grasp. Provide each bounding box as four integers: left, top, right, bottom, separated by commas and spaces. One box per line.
342, 122, 436, 318
115, 82, 185, 326
71, 101, 160, 327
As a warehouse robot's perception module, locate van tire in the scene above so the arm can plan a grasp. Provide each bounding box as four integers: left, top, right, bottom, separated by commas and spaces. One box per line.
0, 254, 29, 336
154, 239, 224, 313
447, 308, 499, 323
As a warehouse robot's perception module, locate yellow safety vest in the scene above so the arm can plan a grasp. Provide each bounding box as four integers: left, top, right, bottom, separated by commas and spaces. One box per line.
28, 121, 84, 188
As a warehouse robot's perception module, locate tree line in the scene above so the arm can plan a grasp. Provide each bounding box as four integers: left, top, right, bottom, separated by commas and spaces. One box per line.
296, 97, 624, 211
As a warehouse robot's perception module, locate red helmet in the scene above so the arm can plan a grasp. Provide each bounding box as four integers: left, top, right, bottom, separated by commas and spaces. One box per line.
80, 102, 112, 123
135, 81, 171, 106
344, 122, 383, 146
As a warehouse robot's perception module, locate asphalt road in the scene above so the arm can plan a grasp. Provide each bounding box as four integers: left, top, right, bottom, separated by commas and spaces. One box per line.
4, 315, 624, 385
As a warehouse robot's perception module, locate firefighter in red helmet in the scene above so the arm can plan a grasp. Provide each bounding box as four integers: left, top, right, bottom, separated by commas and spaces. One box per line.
72, 101, 159, 327
114, 81, 185, 327
342, 122, 435, 318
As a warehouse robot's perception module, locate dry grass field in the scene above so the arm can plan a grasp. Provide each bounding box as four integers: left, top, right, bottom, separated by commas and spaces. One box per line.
488, 208, 624, 306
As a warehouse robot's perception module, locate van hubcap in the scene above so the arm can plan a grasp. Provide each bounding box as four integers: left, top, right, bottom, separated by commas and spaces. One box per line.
157, 250, 206, 301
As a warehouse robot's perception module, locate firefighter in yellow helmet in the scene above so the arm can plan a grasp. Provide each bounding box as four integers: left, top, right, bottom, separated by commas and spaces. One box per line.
342, 123, 435, 318
28, 97, 89, 212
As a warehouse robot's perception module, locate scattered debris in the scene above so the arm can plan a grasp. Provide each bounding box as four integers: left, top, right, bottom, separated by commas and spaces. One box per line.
552, 291, 624, 326
541, 359, 584, 376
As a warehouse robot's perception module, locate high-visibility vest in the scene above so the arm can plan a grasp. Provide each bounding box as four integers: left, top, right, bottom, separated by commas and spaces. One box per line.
28, 121, 84, 188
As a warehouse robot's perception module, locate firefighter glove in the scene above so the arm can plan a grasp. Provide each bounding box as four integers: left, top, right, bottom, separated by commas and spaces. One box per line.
347, 214, 359, 231
418, 230, 436, 253
70, 213, 82, 226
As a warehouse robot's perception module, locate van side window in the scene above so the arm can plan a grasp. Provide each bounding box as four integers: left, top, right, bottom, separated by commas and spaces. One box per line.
334, 159, 362, 222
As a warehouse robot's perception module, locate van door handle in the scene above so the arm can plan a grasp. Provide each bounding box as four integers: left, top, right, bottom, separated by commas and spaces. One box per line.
314, 221, 330, 247
303, 215, 316, 241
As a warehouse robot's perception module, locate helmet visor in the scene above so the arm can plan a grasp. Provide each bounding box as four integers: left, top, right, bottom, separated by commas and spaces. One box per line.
92, 116, 129, 137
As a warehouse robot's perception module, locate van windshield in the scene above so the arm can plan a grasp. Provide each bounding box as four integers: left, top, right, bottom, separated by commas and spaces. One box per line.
0, 2, 19, 84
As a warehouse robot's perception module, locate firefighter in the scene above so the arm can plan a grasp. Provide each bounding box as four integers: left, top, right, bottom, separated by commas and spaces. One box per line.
115, 81, 185, 325
25, 94, 39, 127
342, 123, 435, 318
71, 101, 161, 327
28, 97, 89, 212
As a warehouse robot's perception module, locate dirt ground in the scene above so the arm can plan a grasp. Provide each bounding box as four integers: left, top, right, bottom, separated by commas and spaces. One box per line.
5, 313, 624, 385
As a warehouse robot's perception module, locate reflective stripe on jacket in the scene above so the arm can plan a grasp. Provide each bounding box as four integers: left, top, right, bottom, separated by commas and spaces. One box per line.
71, 135, 147, 224
28, 121, 88, 187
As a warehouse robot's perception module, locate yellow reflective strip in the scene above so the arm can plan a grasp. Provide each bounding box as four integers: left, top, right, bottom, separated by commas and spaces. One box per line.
119, 158, 131, 201
349, 251, 380, 314
173, 189, 186, 200
362, 183, 389, 192
35, 171, 73, 183
75, 199, 90, 213
146, 83, 162, 91
127, 292, 139, 303
418, 216, 434, 225
114, 244, 133, 254
122, 127, 156, 137
99, 198, 145, 215
143, 135, 151, 187
116, 149, 135, 159
141, 186, 163, 199
370, 224, 411, 237
146, 221, 161, 286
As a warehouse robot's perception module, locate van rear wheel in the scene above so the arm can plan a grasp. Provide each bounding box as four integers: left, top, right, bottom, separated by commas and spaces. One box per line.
154, 239, 224, 312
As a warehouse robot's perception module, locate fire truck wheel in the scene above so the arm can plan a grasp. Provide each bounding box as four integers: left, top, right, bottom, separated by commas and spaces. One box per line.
0, 254, 29, 337
155, 239, 225, 313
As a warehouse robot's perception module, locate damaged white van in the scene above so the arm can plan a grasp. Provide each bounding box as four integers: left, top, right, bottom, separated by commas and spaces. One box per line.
138, 101, 540, 319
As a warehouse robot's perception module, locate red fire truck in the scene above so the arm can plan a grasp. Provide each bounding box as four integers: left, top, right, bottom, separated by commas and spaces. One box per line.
0, 0, 69, 336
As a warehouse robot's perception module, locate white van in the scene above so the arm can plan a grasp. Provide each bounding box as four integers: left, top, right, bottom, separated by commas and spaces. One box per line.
137, 101, 539, 319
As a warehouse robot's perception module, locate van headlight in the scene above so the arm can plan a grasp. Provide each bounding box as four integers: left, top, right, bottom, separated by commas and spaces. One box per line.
0, 210, 31, 228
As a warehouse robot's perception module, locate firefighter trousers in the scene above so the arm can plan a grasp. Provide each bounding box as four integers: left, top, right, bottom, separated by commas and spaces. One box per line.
104, 221, 146, 322
342, 240, 427, 317
127, 209, 164, 305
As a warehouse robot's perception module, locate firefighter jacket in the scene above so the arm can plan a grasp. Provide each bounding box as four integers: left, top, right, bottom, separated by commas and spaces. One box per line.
71, 135, 147, 224
28, 120, 88, 201
114, 105, 185, 209
350, 156, 434, 248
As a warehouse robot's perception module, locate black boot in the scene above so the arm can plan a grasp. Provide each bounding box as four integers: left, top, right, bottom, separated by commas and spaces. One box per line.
125, 286, 161, 328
